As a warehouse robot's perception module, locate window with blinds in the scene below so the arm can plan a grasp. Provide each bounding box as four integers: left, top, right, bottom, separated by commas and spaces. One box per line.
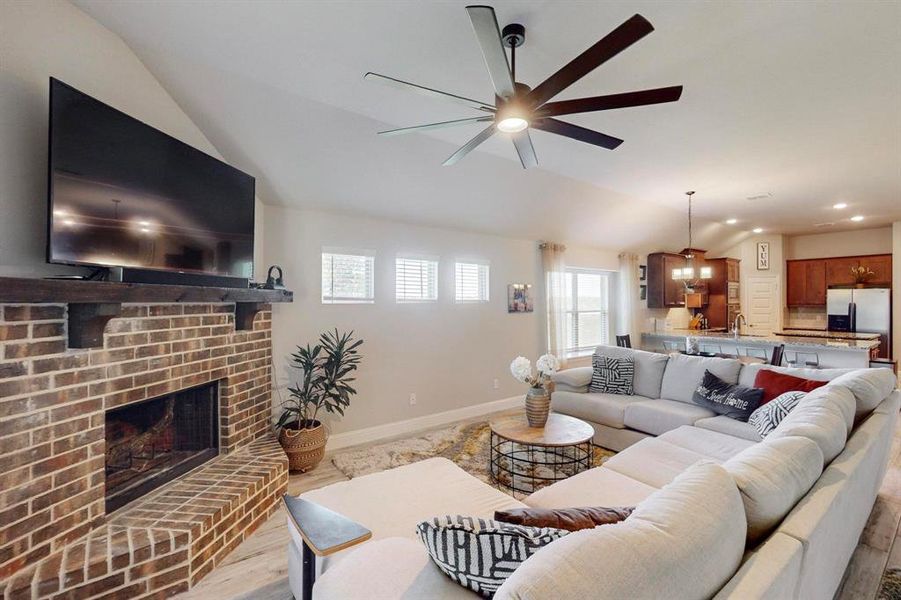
395, 256, 438, 303
455, 261, 490, 303
564, 268, 612, 355
321, 251, 375, 304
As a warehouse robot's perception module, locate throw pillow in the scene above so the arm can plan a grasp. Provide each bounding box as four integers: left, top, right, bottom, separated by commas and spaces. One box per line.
589, 355, 635, 395
692, 370, 764, 421
494, 506, 634, 531
416, 515, 568, 597
748, 391, 807, 438
753, 369, 827, 404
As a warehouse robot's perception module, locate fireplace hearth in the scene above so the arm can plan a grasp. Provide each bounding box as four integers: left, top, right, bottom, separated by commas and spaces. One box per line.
105, 381, 220, 512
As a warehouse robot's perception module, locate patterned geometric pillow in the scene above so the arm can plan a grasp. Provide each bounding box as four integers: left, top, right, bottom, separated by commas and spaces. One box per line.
589, 355, 635, 395
416, 515, 568, 597
748, 391, 807, 438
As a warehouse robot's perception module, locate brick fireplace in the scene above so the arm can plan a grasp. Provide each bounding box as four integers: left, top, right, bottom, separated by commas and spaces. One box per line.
0, 296, 289, 599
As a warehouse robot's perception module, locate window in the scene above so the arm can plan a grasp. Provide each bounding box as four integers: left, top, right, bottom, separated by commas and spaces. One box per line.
564, 268, 612, 355
395, 256, 438, 303
455, 261, 489, 303
321, 250, 375, 304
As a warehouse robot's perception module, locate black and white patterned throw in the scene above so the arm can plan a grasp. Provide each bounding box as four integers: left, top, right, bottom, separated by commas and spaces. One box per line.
748, 391, 807, 437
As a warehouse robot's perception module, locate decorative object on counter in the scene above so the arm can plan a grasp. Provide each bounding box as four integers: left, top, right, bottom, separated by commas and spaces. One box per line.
589, 355, 635, 395
639, 265, 647, 281
507, 283, 534, 313
851, 265, 876, 287
748, 391, 807, 437
510, 353, 559, 427
753, 369, 827, 404
756, 242, 770, 270
277, 329, 363, 472
691, 370, 764, 421
686, 335, 700, 354
264, 265, 286, 289
639, 284, 647, 300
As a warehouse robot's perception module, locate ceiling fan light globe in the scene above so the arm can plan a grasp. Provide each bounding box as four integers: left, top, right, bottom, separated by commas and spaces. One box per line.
496, 117, 529, 133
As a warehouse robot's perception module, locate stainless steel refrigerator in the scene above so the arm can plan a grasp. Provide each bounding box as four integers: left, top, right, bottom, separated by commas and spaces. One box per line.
826, 287, 891, 358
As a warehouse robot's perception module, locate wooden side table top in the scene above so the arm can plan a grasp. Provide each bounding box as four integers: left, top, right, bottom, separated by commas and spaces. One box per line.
283, 495, 372, 557
489, 413, 594, 447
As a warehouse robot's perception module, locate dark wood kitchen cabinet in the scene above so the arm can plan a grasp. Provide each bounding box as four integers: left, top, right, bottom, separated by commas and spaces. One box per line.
822, 254, 892, 287
705, 258, 741, 329
786, 259, 826, 306
646, 252, 687, 308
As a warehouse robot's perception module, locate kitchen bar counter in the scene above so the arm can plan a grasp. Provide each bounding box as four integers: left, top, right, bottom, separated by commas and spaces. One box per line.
774, 329, 881, 341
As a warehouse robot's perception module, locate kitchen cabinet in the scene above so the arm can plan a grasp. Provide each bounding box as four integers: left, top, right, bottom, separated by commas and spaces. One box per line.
646, 252, 688, 308
824, 254, 892, 287
786, 259, 826, 306
859, 254, 892, 285
705, 258, 741, 329
825, 257, 860, 287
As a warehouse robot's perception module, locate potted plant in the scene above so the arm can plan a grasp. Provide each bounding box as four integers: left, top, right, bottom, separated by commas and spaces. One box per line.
851, 265, 875, 288
510, 353, 560, 427
276, 329, 363, 472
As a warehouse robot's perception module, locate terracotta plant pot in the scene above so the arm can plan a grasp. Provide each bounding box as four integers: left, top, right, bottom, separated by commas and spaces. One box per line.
279, 420, 328, 472
525, 387, 551, 428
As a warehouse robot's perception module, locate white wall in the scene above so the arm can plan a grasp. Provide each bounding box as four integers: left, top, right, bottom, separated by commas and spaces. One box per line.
264, 206, 617, 435
0, 0, 265, 277
894, 222, 900, 362
785, 227, 893, 260
722, 234, 785, 334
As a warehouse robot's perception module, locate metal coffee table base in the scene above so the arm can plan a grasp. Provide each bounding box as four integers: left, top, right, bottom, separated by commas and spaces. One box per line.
489, 431, 592, 496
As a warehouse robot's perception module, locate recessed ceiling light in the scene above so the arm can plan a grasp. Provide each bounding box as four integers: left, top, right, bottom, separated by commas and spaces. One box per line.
725, 218, 737, 225
496, 117, 529, 133
53, 209, 67, 217
63, 219, 75, 226
138, 220, 150, 227
752, 227, 763, 234
832, 202, 847, 209
140, 227, 151, 233
850, 215, 864, 222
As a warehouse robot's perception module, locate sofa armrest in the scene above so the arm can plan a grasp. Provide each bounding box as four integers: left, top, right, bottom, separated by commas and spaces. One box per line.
553, 367, 593, 392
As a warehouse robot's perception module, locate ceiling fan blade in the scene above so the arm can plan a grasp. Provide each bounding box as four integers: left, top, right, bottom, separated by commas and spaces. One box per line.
465, 5, 516, 99
364, 72, 495, 112
527, 14, 655, 108
443, 124, 497, 166
532, 118, 623, 150
378, 116, 494, 136
511, 130, 538, 169
537, 86, 683, 118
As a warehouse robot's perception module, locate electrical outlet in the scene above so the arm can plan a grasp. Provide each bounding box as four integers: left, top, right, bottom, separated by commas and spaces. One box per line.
409, 393, 417, 406
493, 378, 499, 390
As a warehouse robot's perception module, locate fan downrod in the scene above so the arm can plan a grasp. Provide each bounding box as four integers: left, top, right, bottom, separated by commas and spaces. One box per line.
502, 24, 525, 48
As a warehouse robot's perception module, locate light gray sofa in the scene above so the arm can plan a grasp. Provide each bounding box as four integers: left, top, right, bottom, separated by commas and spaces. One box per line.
286, 346, 899, 599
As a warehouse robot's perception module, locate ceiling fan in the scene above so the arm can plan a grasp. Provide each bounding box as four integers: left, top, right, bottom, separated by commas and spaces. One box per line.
365, 6, 683, 169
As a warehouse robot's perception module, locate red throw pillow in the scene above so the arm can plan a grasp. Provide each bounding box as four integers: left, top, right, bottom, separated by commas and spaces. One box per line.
754, 369, 827, 404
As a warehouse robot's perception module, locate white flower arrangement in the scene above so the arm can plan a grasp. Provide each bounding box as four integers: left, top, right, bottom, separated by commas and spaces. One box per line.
510, 353, 559, 390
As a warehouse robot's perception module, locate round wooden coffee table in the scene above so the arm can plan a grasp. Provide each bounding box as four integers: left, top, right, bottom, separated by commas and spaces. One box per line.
488, 413, 594, 496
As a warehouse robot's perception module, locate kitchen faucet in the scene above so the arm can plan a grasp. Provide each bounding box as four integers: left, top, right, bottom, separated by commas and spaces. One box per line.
732, 313, 747, 338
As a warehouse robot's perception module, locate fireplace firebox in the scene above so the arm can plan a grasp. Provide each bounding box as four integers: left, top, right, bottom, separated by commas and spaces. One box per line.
105, 381, 220, 512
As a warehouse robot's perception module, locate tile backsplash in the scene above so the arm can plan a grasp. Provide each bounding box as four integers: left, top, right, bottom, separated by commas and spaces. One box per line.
785, 306, 828, 330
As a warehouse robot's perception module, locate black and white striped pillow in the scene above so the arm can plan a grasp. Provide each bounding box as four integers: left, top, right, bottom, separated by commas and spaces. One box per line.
416, 515, 568, 597
748, 391, 807, 438
589, 355, 635, 395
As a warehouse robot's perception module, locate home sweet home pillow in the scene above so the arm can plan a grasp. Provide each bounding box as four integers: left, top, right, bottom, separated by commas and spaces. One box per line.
589, 355, 635, 395
692, 370, 764, 421
417, 515, 568, 597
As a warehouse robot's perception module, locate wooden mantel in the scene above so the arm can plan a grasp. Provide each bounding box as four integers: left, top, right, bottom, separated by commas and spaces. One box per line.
0, 277, 293, 348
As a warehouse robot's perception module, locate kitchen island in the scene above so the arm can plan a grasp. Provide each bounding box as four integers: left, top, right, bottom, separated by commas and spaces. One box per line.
641, 330, 880, 369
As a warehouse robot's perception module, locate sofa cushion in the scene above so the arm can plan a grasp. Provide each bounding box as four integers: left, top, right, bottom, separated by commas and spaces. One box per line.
313, 537, 476, 599
767, 386, 854, 463
552, 391, 648, 429
524, 466, 658, 509
694, 415, 763, 442
738, 363, 854, 388
724, 435, 824, 542
660, 353, 742, 404
623, 398, 716, 436
748, 391, 807, 438
692, 369, 764, 420
753, 368, 828, 403
591, 345, 670, 399
494, 506, 633, 532
659, 426, 756, 461
552, 366, 592, 392
495, 462, 747, 600
604, 437, 714, 488
828, 368, 897, 421
589, 354, 635, 395
712, 532, 803, 600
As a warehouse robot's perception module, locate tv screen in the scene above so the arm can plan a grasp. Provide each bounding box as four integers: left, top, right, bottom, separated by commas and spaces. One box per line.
48, 78, 255, 279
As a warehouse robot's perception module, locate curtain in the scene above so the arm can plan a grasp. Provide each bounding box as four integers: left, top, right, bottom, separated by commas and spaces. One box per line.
541, 242, 568, 367
617, 252, 642, 344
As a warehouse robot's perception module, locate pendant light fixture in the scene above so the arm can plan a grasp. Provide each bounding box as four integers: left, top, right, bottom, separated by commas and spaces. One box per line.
672, 191, 712, 287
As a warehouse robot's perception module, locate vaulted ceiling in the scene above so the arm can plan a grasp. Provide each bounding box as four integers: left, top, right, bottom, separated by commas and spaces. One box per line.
75, 0, 901, 252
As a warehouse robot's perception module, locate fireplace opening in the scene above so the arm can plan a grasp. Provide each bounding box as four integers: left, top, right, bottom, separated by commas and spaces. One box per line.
105, 381, 219, 513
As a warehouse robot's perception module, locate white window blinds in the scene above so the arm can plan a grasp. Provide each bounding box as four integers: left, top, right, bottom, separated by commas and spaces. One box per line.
455, 261, 490, 303
321, 251, 375, 304
395, 256, 438, 303
564, 269, 612, 354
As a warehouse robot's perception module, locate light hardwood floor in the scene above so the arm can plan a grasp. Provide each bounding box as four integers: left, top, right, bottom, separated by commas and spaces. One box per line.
179, 414, 901, 600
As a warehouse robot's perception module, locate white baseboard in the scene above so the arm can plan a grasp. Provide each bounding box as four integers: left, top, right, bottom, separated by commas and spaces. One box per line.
326, 396, 523, 451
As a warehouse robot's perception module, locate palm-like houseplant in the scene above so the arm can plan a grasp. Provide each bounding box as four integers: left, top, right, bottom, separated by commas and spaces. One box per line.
277, 329, 363, 471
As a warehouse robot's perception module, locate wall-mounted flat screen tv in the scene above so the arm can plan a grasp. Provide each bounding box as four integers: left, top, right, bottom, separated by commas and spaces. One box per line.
48, 78, 255, 280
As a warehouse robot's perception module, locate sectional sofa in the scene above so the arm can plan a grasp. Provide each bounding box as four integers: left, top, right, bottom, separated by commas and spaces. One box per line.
285, 346, 899, 599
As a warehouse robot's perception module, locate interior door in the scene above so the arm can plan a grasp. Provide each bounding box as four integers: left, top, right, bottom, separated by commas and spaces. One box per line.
745, 277, 780, 335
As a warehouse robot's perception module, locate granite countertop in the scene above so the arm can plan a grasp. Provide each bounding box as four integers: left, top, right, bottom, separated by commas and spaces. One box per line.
774, 329, 881, 341
644, 330, 879, 351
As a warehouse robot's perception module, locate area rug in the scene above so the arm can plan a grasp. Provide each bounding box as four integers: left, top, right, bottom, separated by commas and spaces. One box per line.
331, 420, 614, 496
